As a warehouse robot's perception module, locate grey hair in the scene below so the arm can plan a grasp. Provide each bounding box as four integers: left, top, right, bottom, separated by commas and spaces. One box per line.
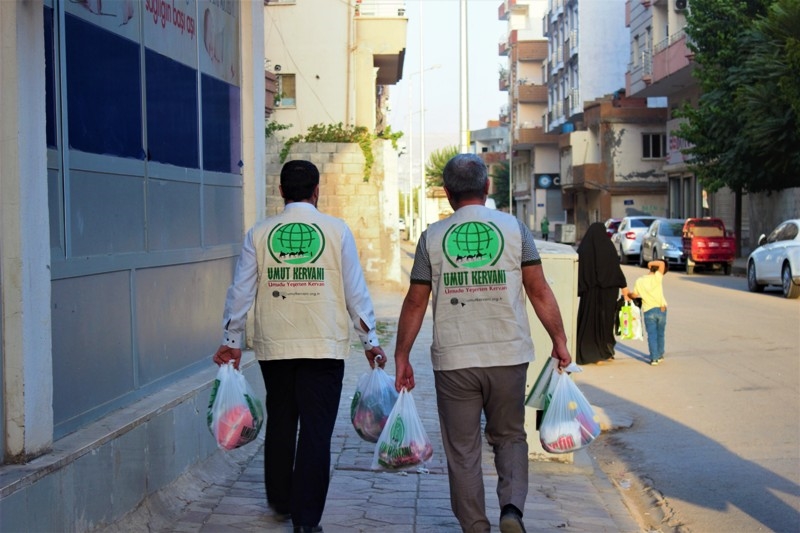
442, 153, 488, 199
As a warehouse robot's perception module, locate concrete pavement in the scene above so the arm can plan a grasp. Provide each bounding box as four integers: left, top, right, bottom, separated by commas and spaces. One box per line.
99, 283, 642, 533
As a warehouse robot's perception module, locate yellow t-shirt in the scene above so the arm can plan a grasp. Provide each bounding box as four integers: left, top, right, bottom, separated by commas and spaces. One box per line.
633, 271, 667, 313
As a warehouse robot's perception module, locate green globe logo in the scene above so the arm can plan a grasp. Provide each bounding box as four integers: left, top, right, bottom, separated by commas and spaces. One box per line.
389, 415, 405, 444
268, 222, 324, 264
443, 221, 503, 268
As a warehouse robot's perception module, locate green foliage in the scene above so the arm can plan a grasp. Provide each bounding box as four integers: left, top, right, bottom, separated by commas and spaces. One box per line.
377, 125, 404, 150
424, 146, 459, 188
265, 121, 291, 139
278, 123, 404, 182
678, 0, 800, 193
489, 160, 510, 210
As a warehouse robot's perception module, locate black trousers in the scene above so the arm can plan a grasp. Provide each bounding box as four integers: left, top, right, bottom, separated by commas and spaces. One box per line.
259, 358, 345, 528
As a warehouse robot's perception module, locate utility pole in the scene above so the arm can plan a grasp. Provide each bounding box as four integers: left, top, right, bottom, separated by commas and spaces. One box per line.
459, 0, 469, 154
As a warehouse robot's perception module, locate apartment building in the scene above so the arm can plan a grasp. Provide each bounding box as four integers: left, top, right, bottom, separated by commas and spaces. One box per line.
624, 0, 752, 242
626, 0, 707, 216
559, 93, 668, 236
264, 0, 407, 137
498, 0, 562, 232
263, 1, 408, 287
544, 0, 630, 133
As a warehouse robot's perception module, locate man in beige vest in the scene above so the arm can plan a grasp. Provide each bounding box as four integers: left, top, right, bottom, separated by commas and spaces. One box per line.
213, 160, 386, 533
393, 154, 572, 533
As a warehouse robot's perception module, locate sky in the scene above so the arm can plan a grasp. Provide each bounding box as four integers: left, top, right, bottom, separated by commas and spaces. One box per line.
388, 0, 508, 182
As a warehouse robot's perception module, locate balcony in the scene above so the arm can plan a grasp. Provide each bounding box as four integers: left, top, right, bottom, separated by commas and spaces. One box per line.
513, 124, 558, 149
499, 37, 510, 56
264, 70, 279, 117
517, 40, 548, 62
355, 0, 405, 17
569, 162, 604, 190
517, 83, 547, 104
498, 1, 508, 20
498, 0, 526, 20
481, 152, 507, 164
500, 75, 510, 92
628, 28, 695, 98
355, 1, 408, 85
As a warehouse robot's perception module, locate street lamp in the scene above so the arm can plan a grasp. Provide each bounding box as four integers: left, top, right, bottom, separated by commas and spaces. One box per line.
403, 61, 441, 241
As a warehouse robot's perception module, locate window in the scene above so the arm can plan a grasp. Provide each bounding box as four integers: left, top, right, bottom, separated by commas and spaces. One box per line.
642, 133, 666, 159
65, 13, 143, 158
276, 74, 296, 107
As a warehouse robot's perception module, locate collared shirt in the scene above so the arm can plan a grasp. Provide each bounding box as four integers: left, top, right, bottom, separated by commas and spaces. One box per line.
221, 202, 379, 351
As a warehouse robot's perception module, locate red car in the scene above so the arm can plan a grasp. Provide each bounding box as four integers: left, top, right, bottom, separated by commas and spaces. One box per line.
682, 217, 736, 275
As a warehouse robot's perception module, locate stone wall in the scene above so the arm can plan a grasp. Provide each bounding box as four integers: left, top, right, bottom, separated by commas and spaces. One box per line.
266, 140, 403, 291
747, 187, 800, 247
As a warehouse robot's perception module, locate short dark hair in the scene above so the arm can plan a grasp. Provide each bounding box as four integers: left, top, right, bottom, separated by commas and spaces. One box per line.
280, 160, 320, 201
442, 153, 488, 202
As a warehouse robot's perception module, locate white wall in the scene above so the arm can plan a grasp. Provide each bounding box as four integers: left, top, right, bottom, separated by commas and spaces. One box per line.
265, 2, 351, 137
578, 0, 629, 102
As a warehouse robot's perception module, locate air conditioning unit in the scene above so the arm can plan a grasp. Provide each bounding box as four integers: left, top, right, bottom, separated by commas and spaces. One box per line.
675, 0, 688, 10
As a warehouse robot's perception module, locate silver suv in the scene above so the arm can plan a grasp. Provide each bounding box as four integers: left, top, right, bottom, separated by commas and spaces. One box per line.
611, 216, 659, 264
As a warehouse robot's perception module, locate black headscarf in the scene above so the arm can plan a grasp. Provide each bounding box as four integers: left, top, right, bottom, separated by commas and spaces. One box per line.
577, 222, 627, 295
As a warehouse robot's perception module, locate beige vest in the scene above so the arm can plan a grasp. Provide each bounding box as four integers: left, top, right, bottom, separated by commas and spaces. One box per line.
251, 207, 350, 360
426, 205, 534, 370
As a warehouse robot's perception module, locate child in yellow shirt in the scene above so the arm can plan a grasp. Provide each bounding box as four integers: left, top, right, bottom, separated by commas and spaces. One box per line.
629, 260, 667, 365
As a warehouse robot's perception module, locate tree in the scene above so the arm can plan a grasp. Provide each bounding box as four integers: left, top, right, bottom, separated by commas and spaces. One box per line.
730, 0, 800, 188
490, 160, 510, 210
424, 146, 459, 188
678, 0, 800, 193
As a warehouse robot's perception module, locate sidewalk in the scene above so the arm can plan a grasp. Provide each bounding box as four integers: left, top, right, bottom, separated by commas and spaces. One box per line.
100, 284, 641, 533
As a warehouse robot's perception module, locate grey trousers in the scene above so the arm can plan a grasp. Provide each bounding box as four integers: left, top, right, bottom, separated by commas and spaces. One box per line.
434, 363, 529, 533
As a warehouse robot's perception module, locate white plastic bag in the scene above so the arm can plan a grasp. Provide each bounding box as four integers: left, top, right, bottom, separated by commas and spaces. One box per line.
350, 366, 399, 442
371, 388, 433, 470
539, 368, 601, 454
207, 362, 264, 450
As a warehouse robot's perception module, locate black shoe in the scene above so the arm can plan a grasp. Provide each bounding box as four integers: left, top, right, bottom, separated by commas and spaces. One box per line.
268, 503, 291, 521
293, 527, 323, 533
499, 505, 526, 533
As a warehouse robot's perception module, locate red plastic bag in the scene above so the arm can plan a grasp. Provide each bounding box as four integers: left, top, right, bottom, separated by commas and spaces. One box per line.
371, 388, 433, 470
207, 362, 264, 450
350, 366, 399, 442
538, 370, 601, 454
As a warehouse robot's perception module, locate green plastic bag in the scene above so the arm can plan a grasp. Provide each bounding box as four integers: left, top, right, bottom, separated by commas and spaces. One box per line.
525, 357, 559, 409
616, 301, 643, 341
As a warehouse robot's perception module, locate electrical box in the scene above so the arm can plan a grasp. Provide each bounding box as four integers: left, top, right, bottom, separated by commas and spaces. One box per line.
524, 240, 579, 462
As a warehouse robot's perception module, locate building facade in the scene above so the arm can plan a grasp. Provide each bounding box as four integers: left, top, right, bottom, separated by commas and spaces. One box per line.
1, 0, 266, 528
263, 0, 408, 286
499, 0, 563, 233
559, 94, 669, 238
624, 0, 763, 251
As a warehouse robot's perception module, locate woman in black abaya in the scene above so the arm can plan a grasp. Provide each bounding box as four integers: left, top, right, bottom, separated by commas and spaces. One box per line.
576, 222, 631, 365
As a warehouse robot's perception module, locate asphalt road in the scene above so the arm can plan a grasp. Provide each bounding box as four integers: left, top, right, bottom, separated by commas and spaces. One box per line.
576, 264, 800, 532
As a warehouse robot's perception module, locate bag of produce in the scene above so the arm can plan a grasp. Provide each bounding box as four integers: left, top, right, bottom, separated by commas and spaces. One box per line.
539, 368, 601, 454
207, 362, 264, 450
350, 366, 399, 442
371, 387, 433, 470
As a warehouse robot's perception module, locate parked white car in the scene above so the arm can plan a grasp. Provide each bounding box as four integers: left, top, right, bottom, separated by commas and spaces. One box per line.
611, 216, 660, 264
746, 219, 800, 299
